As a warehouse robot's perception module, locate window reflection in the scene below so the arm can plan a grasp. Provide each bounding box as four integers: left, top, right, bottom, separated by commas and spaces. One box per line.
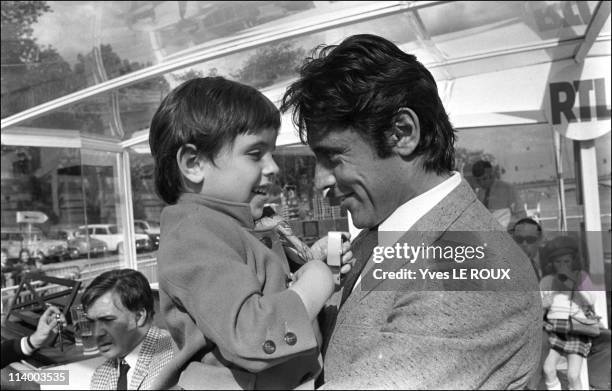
0, 146, 132, 268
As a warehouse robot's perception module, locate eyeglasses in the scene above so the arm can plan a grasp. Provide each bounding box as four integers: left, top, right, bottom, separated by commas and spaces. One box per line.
513, 235, 539, 244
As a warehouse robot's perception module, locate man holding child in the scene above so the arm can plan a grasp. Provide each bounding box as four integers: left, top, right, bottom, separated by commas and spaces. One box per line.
281, 34, 542, 389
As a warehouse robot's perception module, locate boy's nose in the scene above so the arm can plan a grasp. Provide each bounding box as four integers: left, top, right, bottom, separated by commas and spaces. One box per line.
262, 153, 279, 177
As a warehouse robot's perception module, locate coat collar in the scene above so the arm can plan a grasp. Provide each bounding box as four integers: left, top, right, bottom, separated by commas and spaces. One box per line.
356, 179, 479, 299
129, 325, 160, 390
177, 193, 255, 229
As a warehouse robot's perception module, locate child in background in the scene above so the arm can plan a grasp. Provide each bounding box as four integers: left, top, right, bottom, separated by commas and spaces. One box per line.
540, 236, 598, 390
150, 77, 348, 390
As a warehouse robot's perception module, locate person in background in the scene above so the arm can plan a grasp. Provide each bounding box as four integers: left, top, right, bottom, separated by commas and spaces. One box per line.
1, 248, 14, 288
281, 33, 541, 389
471, 160, 526, 229
510, 218, 547, 390
510, 217, 544, 280
11, 248, 32, 286
82, 269, 175, 390
540, 236, 598, 390
1, 305, 66, 368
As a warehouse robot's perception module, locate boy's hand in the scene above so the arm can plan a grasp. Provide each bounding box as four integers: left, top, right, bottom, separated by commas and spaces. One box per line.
310, 232, 355, 274
289, 260, 334, 320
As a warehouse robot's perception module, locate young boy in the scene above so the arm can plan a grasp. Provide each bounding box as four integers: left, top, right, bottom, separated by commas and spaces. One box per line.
150, 77, 338, 390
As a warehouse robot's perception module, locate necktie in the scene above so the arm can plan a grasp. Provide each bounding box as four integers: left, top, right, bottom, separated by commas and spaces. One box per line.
316, 225, 379, 388
117, 360, 130, 390
340, 225, 379, 306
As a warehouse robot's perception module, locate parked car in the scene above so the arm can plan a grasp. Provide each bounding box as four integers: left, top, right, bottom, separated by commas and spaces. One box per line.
47, 227, 108, 259
134, 220, 160, 250
77, 224, 152, 254
0, 226, 69, 263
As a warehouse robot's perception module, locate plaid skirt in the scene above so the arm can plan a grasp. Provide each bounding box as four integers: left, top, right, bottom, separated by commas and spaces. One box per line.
546, 319, 592, 357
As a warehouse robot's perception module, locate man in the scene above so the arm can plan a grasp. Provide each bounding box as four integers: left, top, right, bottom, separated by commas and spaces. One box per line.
1, 305, 65, 368
281, 34, 541, 389
472, 160, 526, 229
510, 218, 544, 280
510, 218, 547, 390
81, 269, 175, 390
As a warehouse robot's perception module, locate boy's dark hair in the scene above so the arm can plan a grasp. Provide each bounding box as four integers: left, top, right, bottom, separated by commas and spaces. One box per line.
149, 77, 281, 204
81, 269, 154, 322
472, 160, 492, 177
280, 34, 455, 174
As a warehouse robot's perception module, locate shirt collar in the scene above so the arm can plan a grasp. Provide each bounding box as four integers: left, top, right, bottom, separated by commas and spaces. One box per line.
121, 337, 144, 372
177, 192, 255, 229
378, 172, 461, 244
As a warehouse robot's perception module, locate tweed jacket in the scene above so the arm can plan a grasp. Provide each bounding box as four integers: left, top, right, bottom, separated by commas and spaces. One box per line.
153, 193, 320, 390
90, 326, 175, 390
321, 179, 542, 390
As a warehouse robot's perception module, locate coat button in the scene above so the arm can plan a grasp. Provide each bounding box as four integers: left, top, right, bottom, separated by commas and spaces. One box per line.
284, 332, 297, 345
262, 340, 276, 354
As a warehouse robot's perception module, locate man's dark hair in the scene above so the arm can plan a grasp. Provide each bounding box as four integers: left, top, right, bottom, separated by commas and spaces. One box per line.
280, 34, 455, 174
81, 269, 154, 322
471, 160, 492, 177
149, 77, 281, 204
510, 217, 542, 236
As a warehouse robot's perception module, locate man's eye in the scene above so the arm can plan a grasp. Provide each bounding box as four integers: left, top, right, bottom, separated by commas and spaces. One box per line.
324, 152, 341, 165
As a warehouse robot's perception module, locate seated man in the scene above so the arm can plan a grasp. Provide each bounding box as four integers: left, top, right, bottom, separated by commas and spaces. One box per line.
81, 269, 175, 390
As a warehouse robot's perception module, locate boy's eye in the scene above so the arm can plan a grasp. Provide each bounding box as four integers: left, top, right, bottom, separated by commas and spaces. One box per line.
247, 150, 263, 160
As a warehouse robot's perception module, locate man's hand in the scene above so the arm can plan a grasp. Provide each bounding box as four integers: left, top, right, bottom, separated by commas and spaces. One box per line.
310, 232, 355, 274
29, 305, 66, 349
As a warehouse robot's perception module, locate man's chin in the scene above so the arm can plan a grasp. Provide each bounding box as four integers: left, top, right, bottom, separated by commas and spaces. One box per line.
98, 344, 117, 358
350, 211, 376, 229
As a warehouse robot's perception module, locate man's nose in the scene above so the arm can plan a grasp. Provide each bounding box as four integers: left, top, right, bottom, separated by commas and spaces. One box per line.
314, 163, 335, 192
93, 321, 106, 337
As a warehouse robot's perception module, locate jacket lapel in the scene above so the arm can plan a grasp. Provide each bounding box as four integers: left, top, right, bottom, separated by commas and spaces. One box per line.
352, 179, 478, 302
130, 327, 158, 390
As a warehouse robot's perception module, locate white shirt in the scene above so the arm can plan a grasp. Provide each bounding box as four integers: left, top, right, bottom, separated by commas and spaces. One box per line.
121, 338, 144, 389
354, 171, 461, 289
20, 337, 35, 355
378, 171, 461, 242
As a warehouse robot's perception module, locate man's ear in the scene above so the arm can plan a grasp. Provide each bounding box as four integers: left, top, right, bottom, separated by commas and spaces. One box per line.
135, 308, 148, 328
176, 144, 206, 185
387, 107, 420, 158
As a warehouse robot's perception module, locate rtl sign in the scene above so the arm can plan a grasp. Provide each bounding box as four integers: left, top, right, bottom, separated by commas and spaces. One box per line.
549, 78, 611, 140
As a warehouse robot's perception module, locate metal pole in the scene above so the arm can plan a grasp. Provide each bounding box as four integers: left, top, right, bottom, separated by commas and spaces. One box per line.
553, 129, 568, 231
578, 139, 607, 328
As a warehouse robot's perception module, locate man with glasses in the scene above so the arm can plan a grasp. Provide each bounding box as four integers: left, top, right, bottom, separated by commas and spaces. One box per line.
510, 218, 547, 389
510, 218, 544, 280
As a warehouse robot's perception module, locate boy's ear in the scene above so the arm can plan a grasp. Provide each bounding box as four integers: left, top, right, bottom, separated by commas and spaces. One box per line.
387, 107, 420, 158
177, 144, 206, 185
